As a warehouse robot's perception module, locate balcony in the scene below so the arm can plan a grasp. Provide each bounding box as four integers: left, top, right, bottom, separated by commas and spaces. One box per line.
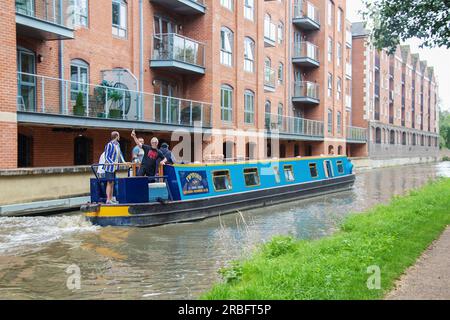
150, 34, 205, 75
292, 42, 319, 68
292, 81, 319, 105
346, 94, 352, 110
264, 20, 276, 47
266, 114, 324, 139
264, 67, 276, 92
15, 0, 74, 40
347, 126, 367, 143
293, 1, 320, 30
150, 0, 206, 15
346, 63, 352, 79
16, 72, 212, 130
346, 30, 352, 48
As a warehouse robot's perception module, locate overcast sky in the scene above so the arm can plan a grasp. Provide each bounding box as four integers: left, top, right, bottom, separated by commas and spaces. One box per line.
347, 1, 450, 112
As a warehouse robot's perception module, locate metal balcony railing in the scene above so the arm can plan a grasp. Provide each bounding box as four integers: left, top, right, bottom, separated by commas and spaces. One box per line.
15, 0, 74, 28
293, 81, 319, 100
152, 33, 205, 67
293, 42, 319, 62
293, 1, 320, 25
266, 114, 324, 137
347, 126, 367, 142
16, 72, 212, 127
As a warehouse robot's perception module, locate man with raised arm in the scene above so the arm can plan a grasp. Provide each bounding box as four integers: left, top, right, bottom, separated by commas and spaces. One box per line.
131, 130, 167, 181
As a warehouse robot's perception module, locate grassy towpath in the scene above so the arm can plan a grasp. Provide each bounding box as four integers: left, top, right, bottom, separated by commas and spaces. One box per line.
202, 178, 450, 300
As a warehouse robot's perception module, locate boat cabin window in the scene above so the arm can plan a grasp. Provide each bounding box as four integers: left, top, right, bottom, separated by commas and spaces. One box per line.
273, 166, 281, 183
213, 170, 232, 191
244, 168, 260, 187
337, 161, 344, 174
283, 165, 295, 182
309, 163, 318, 178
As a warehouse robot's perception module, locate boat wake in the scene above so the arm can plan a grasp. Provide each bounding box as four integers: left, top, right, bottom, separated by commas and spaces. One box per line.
0, 215, 99, 255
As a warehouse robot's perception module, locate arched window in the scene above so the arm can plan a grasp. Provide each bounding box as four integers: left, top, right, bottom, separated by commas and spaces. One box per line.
244, 37, 255, 73
337, 111, 342, 134
278, 21, 284, 44
265, 100, 271, 129
221, 84, 233, 122
375, 128, 382, 144
220, 27, 233, 66
74, 136, 93, 165
338, 145, 343, 155
327, 109, 333, 134
390, 130, 395, 145
70, 59, 89, 102
244, 90, 254, 124
328, 145, 335, 155
278, 103, 283, 128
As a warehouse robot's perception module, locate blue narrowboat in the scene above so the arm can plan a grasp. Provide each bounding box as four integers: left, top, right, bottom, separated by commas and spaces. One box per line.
81, 156, 355, 227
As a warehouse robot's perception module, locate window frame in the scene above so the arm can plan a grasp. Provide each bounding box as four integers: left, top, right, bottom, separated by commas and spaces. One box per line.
112, 0, 127, 39
283, 165, 295, 182
212, 170, 233, 192
309, 163, 318, 178
243, 168, 260, 187
221, 84, 233, 122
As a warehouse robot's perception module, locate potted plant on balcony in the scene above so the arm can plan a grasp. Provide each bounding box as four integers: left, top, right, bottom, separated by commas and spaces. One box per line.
94, 80, 123, 119
73, 91, 85, 116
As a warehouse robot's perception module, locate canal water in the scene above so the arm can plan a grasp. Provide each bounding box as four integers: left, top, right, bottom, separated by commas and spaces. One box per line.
0, 162, 449, 299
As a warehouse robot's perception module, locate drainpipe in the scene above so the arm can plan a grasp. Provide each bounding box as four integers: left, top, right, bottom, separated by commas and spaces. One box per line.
139, 0, 144, 120
59, 40, 65, 114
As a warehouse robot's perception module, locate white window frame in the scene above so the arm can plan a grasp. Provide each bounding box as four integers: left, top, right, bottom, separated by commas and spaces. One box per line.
244, 90, 255, 124
244, 37, 255, 73
244, 0, 254, 21
112, 0, 127, 38
220, 27, 233, 67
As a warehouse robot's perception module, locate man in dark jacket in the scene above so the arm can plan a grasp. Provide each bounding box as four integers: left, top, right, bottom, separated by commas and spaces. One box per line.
159, 142, 176, 164
131, 130, 167, 178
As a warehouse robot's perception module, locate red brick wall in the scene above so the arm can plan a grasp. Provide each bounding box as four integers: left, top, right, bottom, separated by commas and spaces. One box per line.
0, 0, 18, 169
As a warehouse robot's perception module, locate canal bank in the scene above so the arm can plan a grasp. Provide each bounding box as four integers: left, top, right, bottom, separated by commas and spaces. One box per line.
202, 178, 450, 300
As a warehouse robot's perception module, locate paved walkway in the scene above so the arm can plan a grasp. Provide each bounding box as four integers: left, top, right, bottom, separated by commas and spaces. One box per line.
386, 226, 450, 300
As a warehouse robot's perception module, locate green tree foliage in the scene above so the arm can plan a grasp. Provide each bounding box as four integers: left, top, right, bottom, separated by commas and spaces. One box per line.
440, 111, 450, 149
363, 0, 450, 53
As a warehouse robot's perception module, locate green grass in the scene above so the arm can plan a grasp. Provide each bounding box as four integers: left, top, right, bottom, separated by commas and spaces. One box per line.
202, 178, 450, 300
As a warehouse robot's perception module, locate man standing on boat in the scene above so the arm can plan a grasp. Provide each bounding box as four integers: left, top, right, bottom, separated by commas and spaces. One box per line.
131, 130, 167, 181
104, 131, 124, 204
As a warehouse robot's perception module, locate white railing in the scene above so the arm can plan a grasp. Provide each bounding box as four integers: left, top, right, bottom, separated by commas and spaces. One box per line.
16, 72, 212, 127
293, 41, 319, 62
266, 114, 324, 137
15, 0, 74, 28
152, 33, 205, 67
293, 81, 319, 100
293, 0, 320, 25
347, 126, 367, 141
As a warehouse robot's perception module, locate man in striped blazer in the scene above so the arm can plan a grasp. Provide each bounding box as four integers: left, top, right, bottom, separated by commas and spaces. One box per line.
104, 131, 124, 204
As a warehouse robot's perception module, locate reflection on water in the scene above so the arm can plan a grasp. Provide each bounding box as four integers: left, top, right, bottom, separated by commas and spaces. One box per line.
0, 162, 449, 299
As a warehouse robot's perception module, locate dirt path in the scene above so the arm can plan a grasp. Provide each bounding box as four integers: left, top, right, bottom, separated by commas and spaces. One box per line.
386, 226, 450, 300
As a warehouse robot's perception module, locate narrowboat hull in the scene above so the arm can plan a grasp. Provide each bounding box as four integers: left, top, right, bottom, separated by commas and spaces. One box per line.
82, 174, 355, 227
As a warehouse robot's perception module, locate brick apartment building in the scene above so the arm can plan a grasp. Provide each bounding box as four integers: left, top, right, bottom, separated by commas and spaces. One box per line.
0, 1, 408, 171
351, 22, 440, 159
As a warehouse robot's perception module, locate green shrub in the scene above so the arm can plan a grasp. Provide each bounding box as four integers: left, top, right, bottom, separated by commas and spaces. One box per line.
73, 91, 85, 116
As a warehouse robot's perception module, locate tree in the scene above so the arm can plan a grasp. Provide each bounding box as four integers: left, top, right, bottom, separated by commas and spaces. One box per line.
440, 111, 450, 149
362, 0, 450, 53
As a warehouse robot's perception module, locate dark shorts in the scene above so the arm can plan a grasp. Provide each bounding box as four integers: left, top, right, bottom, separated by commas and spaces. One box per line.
105, 171, 116, 181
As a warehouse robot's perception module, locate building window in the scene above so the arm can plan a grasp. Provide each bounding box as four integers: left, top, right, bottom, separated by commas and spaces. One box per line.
337, 77, 342, 100
244, 0, 254, 21
112, 0, 127, 38
328, 109, 333, 134
244, 90, 255, 124
265, 100, 271, 129
337, 42, 342, 66
244, 37, 255, 73
221, 85, 233, 122
70, 59, 89, 101
220, 27, 233, 66
337, 8, 342, 32
337, 111, 342, 134
221, 0, 233, 11
278, 62, 284, 85
328, 73, 333, 98
327, 0, 333, 26
328, 37, 333, 62
278, 22, 284, 44
278, 103, 283, 127
73, 0, 89, 27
